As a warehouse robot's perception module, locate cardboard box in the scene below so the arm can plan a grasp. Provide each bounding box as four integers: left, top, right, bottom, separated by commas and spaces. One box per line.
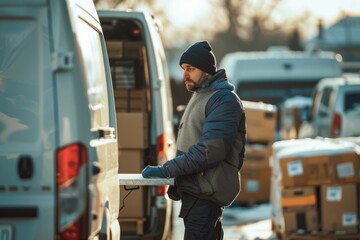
280, 155, 333, 187
117, 112, 148, 149
330, 153, 359, 184
245, 143, 272, 167
236, 165, 272, 203
119, 186, 145, 218
118, 150, 146, 218
243, 101, 277, 143
280, 187, 319, 233
118, 149, 144, 173
321, 184, 359, 233
106, 41, 123, 58
281, 187, 317, 209
128, 88, 147, 112
114, 88, 147, 112
280, 152, 359, 188
283, 207, 319, 233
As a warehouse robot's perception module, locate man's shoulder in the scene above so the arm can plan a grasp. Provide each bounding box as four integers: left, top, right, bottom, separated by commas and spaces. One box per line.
211, 88, 238, 101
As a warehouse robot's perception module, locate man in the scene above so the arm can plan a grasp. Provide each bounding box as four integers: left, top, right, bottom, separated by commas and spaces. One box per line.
141, 41, 246, 240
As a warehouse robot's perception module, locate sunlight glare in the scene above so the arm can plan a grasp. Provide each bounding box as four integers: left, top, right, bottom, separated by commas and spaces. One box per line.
167, 0, 209, 27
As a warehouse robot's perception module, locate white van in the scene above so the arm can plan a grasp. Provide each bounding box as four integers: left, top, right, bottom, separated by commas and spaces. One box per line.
220, 48, 343, 106
219, 48, 343, 140
0, 1, 120, 239
97, 10, 176, 239
299, 75, 360, 138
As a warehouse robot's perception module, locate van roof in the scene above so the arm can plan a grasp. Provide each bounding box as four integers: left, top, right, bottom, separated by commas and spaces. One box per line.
222, 49, 340, 61
1, 0, 99, 22
318, 74, 360, 87
220, 50, 343, 82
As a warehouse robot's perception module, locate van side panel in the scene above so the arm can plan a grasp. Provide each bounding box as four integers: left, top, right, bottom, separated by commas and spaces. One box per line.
0, 4, 56, 240
144, 13, 175, 162
0, 1, 120, 240
52, 1, 119, 238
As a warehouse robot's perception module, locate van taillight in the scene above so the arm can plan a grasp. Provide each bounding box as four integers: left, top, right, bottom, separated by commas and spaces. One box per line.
157, 134, 167, 158
57, 144, 87, 186
330, 113, 341, 137
156, 185, 167, 196
56, 143, 88, 240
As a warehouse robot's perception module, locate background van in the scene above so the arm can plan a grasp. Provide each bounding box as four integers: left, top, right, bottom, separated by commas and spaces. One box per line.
299, 74, 360, 138
0, 1, 120, 239
219, 47, 343, 140
97, 9, 176, 239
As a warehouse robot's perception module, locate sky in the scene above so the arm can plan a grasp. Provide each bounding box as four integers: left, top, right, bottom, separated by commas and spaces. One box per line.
278, 0, 360, 35
161, 0, 360, 39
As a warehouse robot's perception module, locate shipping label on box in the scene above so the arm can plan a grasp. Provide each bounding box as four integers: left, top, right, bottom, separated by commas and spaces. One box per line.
330, 153, 359, 184
337, 163, 355, 179
246, 179, 259, 192
280, 157, 307, 187
342, 212, 357, 227
326, 186, 342, 201
321, 184, 358, 232
287, 160, 304, 177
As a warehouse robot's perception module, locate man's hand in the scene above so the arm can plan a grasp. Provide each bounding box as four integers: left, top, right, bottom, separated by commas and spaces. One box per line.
141, 165, 168, 178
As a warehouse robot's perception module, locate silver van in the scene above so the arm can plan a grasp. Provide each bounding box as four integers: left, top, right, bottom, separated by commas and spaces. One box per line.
219, 48, 343, 140
299, 74, 360, 138
97, 9, 176, 239
0, 0, 120, 239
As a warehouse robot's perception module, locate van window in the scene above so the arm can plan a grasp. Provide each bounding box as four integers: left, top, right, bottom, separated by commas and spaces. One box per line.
344, 92, 360, 112
318, 87, 333, 116
237, 80, 315, 106
77, 19, 110, 128
0, 19, 43, 144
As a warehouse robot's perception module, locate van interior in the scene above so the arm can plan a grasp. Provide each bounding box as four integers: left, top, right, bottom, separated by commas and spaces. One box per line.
100, 17, 164, 237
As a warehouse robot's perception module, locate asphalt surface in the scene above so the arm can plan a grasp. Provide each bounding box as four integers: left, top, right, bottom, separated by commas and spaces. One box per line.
172, 201, 276, 240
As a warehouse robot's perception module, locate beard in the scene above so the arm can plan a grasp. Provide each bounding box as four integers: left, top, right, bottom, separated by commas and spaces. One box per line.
184, 72, 208, 92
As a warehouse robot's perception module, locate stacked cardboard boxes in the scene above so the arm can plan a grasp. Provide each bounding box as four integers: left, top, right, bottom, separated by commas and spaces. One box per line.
271, 138, 360, 239
116, 94, 149, 234
236, 101, 277, 205
114, 88, 148, 112
109, 40, 150, 234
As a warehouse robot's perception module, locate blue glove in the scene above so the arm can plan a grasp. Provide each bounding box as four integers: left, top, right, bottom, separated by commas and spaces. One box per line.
141, 165, 168, 178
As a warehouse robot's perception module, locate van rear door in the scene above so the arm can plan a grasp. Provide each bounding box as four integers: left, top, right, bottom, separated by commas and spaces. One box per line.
0, 2, 57, 239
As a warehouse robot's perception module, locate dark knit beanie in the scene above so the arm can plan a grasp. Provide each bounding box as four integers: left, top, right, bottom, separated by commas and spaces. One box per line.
179, 41, 217, 75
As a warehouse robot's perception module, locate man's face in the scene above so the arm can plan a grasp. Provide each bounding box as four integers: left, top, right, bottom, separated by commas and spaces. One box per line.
181, 63, 208, 91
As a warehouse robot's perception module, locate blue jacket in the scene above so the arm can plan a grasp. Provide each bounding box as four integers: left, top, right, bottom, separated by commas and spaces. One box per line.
164, 69, 246, 206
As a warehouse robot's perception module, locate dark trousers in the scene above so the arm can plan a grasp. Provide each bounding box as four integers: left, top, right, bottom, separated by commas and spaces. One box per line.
180, 193, 224, 240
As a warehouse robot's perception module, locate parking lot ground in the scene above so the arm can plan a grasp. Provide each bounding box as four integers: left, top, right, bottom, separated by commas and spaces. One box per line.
172, 201, 275, 240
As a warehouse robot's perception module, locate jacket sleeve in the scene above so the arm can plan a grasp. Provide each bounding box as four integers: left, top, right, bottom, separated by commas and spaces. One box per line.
164, 90, 242, 177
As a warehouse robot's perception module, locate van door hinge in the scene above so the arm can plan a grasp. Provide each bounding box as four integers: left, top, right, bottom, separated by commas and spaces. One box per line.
52, 52, 74, 71
153, 79, 162, 89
